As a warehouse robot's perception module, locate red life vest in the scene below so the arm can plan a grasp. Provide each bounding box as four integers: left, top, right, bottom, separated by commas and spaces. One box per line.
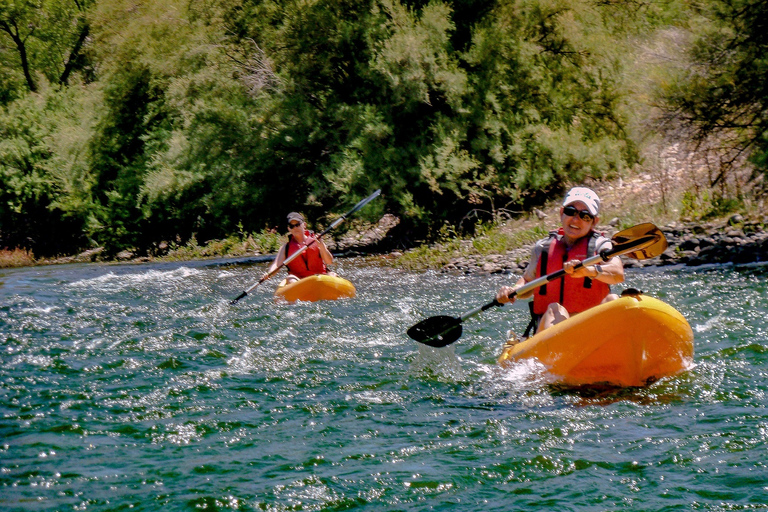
284, 232, 327, 279
532, 229, 611, 315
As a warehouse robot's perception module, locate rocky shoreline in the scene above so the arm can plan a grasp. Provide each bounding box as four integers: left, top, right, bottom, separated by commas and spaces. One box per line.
40, 213, 768, 273
440, 215, 768, 275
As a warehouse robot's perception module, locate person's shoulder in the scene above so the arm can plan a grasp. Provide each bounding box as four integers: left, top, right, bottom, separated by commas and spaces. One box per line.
533, 231, 558, 249
536, 230, 558, 245
591, 232, 613, 251
592, 230, 611, 242
531, 234, 554, 258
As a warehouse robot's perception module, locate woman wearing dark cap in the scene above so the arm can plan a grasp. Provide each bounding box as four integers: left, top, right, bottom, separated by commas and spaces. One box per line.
266, 212, 335, 283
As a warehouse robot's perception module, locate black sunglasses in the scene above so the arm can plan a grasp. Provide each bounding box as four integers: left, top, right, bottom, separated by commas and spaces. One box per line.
563, 205, 595, 222
288, 222, 302, 228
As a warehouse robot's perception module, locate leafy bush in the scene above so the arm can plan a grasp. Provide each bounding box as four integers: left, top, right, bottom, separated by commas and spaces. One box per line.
0, 90, 91, 256
161, 228, 287, 261
681, 188, 743, 221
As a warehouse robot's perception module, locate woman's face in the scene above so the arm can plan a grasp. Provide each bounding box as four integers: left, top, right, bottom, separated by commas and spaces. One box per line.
288, 220, 304, 233
560, 200, 598, 241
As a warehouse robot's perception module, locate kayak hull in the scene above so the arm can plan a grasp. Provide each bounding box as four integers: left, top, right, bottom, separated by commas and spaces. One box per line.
498, 295, 694, 387
274, 275, 356, 303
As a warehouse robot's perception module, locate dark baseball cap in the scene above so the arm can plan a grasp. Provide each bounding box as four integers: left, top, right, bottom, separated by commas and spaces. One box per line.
287, 212, 304, 223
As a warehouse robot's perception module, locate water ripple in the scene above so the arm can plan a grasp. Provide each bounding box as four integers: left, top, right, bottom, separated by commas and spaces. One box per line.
1, 263, 767, 510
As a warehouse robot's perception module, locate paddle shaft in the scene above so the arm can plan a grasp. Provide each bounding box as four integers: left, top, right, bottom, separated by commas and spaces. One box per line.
406, 224, 666, 346
230, 189, 381, 304
433, 232, 660, 333
454, 251, 612, 326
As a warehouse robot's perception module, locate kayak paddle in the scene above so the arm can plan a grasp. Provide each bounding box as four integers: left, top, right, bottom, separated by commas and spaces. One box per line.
406, 222, 668, 347
230, 189, 382, 305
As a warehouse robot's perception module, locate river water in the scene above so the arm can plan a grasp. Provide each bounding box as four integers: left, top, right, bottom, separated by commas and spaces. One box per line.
1, 258, 767, 511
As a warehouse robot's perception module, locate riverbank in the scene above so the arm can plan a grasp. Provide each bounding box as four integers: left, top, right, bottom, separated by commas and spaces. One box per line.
0, 214, 404, 269
429, 215, 768, 276
390, 167, 768, 274
4, 182, 767, 272
6, 212, 767, 273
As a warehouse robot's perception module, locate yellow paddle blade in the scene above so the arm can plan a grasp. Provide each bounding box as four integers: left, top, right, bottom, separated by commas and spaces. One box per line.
610, 223, 667, 260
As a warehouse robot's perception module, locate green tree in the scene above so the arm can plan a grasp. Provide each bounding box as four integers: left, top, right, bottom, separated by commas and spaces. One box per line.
0, 0, 678, 256
0, 89, 92, 256
213, 0, 639, 235
84, 0, 236, 253
664, 0, 768, 192
0, 0, 93, 98
207, 0, 393, 229
0, 0, 40, 93
88, 62, 169, 255
461, 0, 635, 205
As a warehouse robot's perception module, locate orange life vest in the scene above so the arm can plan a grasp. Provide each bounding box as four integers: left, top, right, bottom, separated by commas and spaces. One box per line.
284, 232, 327, 279
532, 229, 611, 316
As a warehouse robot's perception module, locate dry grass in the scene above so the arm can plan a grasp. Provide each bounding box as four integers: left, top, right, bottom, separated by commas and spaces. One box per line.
0, 248, 36, 268
393, 150, 761, 272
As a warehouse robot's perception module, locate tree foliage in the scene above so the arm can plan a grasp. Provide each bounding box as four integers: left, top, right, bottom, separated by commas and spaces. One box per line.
2, 0, 756, 257
662, 0, 768, 194
0, 89, 92, 254
0, 0, 92, 97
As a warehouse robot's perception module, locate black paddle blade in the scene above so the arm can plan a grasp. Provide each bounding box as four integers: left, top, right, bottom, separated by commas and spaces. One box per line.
230, 291, 247, 305
407, 315, 463, 347
611, 223, 667, 260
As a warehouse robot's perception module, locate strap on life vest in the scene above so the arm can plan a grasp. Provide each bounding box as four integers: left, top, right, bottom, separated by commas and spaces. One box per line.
539, 244, 549, 296
538, 231, 601, 295
284, 231, 317, 270
523, 301, 541, 338
529, 230, 603, 327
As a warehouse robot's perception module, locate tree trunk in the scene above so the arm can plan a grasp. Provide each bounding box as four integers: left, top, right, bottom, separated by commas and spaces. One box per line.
59, 23, 89, 86
0, 19, 37, 93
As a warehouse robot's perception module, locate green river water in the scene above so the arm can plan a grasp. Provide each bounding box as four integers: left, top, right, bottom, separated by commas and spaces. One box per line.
1, 258, 767, 511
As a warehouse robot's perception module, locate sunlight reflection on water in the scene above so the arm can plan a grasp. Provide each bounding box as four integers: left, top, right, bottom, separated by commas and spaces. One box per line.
1, 261, 767, 510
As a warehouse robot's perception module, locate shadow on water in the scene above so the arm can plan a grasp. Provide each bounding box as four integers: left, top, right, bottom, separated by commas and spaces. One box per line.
548, 382, 691, 407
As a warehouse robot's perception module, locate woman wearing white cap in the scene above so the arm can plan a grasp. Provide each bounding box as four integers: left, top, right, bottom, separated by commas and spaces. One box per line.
266, 212, 335, 283
496, 187, 624, 337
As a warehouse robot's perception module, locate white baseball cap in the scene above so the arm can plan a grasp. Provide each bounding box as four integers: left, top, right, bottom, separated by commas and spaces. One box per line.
562, 187, 600, 216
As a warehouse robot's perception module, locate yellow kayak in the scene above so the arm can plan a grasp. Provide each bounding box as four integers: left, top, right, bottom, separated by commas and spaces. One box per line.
498, 295, 694, 387
274, 274, 356, 303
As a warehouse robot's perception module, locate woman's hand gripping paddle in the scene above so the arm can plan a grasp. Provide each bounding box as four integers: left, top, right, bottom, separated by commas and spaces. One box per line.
230, 189, 382, 305
406, 223, 668, 347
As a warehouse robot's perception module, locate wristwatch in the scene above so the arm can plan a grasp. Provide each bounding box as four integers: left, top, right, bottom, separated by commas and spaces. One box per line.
594, 264, 603, 277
